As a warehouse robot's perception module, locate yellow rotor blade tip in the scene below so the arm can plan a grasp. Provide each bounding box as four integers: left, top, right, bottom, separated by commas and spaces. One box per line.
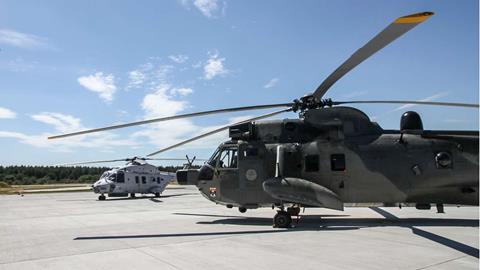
395, 12, 434, 24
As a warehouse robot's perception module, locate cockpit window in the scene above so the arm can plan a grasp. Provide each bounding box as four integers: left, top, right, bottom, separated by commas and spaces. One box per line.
207, 148, 222, 166
218, 148, 238, 169
107, 173, 116, 182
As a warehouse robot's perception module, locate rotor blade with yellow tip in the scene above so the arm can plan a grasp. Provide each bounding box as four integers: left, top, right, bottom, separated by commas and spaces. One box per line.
312, 12, 434, 100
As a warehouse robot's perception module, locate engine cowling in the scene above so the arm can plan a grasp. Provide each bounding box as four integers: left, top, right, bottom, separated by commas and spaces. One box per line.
400, 111, 423, 130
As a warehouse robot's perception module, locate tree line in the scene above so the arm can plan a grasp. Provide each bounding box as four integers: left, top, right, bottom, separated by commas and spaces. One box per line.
0, 165, 189, 185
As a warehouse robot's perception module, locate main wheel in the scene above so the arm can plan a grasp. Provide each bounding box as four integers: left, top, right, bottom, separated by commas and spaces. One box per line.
239, 207, 247, 213
273, 211, 292, 228
98, 195, 106, 201
130, 193, 136, 198
155, 192, 160, 197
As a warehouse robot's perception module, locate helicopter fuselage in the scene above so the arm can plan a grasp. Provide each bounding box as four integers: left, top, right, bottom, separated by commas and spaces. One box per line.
92, 162, 175, 199
180, 107, 478, 210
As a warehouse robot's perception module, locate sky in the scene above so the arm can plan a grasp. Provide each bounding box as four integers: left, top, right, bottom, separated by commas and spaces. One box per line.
0, 0, 478, 166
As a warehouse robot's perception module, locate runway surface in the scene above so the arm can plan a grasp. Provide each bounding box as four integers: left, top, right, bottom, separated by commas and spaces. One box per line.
0, 187, 478, 269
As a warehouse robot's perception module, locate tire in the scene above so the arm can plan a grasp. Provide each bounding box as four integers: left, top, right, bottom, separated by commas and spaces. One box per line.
130, 193, 136, 198
155, 192, 160, 197
98, 195, 106, 201
273, 211, 292, 228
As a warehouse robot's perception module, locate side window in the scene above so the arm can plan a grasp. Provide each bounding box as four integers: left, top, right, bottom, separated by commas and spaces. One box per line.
116, 171, 125, 183
305, 155, 319, 172
141, 176, 146, 184
157, 177, 161, 184
331, 154, 346, 171
135, 176, 139, 183
151, 177, 155, 182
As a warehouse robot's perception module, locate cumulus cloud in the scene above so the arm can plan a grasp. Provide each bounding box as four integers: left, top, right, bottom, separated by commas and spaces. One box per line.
264, 78, 279, 89
169, 54, 189, 64
0, 107, 16, 119
0, 29, 49, 49
204, 53, 228, 80
78, 72, 117, 103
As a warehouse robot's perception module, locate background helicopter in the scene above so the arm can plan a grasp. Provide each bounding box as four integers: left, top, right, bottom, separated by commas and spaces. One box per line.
50, 12, 479, 227
63, 156, 203, 200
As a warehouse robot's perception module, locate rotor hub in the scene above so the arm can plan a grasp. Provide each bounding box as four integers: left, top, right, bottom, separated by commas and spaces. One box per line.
291, 96, 333, 114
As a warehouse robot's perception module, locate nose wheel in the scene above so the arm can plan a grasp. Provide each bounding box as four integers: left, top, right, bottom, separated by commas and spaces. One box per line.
98, 194, 106, 201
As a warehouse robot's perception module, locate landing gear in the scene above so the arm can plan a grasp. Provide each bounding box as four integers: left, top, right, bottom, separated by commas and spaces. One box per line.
273, 211, 292, 228
436, 203, 445, 213
130, 193, 136, 198
98, 194, 106, 201
287, 206, 301, 216
239, 207, 247, 213
155, 192, 160, 198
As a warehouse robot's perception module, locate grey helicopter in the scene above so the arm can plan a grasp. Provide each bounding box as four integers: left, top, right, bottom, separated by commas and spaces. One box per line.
50, 12, 479, 227
63, 156, 203, 200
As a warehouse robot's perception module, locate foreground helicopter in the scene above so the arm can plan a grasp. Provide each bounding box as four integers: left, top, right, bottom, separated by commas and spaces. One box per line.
63, 156, 202, 200
50, 12, 479, 227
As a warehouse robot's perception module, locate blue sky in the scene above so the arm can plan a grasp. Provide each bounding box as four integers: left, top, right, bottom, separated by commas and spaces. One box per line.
0, 0, 478, 166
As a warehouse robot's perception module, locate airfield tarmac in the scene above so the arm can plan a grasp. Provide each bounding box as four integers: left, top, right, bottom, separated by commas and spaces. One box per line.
0, 187, 478, 270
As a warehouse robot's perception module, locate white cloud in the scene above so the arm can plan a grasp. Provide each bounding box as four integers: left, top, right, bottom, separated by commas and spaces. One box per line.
142, 84, 190, 118
0, 107, 16, 119
204, 53, 228, 80
264, 78, 279, 89
0, 112, 139, 152
31, 113, 81, 133
0, 29, 49, 49
393, 91, 450, 111
78, 72, 117, 103
179, 0, 225, 18
127, 70, 146, 89
193, 0, 219, 18
170, 87, 194, 96
126, 62, 174, 91
169, 54, 189, 64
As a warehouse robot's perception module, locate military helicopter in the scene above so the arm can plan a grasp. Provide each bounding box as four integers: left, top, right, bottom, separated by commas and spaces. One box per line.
63, 156, 203, 200
50, 12, 479, 227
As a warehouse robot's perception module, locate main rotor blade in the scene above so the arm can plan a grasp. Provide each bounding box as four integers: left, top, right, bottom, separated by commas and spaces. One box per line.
59, 157, 204, 166
313, 12, 434, 100
58, 159, 129, 166
147, 109, 291, 157
333, 100, 479, 108
145, 158, 207, 161
48, 103, 294, 140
